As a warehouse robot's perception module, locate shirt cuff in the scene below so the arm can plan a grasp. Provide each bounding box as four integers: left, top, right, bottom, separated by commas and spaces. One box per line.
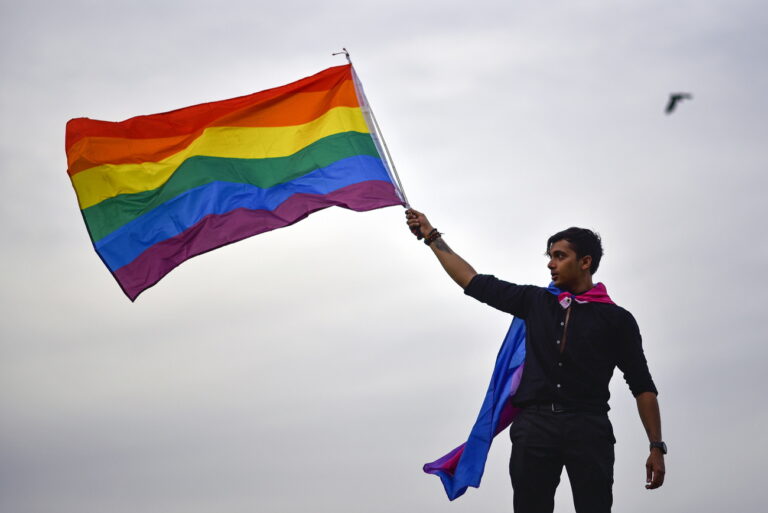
463, 273, 486, 297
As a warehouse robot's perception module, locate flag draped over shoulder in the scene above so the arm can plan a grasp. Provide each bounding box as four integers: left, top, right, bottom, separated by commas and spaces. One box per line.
423, 312, 529, 500
66, 64, 405, 300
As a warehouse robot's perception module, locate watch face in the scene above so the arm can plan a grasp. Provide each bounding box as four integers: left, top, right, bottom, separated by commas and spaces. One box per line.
651, 442, 667, 454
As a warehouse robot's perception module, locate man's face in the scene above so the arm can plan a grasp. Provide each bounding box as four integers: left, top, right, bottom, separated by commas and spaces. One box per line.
547, 239, 590, 291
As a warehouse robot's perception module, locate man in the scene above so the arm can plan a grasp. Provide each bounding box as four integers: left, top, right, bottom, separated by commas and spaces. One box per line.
406, 208, 665, 513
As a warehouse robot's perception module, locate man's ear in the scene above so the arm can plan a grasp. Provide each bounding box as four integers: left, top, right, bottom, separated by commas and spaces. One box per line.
580, 255, 592, 272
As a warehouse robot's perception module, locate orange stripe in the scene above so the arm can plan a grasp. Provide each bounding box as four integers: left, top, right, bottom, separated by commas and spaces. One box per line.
65, 64, 352, 152
67, 133, 198, 175
67, 80, 359, 175
213, 79, 358, 127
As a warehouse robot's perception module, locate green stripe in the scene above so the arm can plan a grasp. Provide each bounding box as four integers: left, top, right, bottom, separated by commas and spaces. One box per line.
83, 131, 380, 242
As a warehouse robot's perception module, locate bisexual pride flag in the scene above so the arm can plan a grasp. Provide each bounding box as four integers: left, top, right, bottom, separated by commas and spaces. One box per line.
424, 316, 528, 500
66, 64, 405, 300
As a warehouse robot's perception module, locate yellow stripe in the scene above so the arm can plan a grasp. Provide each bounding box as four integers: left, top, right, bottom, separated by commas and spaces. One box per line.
71, 106, 369, 209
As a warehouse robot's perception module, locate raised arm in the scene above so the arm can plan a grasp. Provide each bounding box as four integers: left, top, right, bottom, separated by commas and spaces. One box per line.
406, 208, 477, 289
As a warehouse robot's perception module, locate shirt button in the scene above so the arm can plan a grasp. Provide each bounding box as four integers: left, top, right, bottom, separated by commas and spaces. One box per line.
556, 384, 562, 388
560, 322, 564, 326
558, 362, 563, 367
556, 340, 561, 344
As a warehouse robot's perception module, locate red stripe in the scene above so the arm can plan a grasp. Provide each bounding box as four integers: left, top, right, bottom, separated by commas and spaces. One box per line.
66, 79, 360, 176
65, 64, 352, 151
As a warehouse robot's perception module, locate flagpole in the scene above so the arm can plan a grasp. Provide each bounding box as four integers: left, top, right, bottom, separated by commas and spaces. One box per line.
334, 49, 412, 209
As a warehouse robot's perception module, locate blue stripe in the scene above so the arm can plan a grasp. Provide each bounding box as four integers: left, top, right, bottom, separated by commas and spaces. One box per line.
96, 155, 390, 271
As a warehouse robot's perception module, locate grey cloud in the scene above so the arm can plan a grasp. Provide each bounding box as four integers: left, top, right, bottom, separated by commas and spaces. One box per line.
2, 1, 767, 512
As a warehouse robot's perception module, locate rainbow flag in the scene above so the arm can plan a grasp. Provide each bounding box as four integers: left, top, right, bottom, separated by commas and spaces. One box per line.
66, 64, 405, 300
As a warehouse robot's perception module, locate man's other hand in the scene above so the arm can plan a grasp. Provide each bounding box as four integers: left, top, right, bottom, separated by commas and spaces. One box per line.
645, 450, 665, 489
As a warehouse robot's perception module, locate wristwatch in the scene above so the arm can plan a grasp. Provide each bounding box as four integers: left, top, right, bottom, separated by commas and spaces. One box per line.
649, 441, 667, 454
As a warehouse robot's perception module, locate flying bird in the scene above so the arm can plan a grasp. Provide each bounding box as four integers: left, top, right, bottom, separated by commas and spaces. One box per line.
665, 92, 692, 114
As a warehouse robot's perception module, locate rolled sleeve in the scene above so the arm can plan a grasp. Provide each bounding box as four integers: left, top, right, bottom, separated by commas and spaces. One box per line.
616, 312, 658, 397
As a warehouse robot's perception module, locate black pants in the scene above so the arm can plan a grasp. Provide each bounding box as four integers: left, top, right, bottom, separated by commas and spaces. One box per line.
509, 408, 616, 513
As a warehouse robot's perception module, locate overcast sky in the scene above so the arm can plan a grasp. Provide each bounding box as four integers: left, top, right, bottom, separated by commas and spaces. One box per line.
1, 1, 767, 512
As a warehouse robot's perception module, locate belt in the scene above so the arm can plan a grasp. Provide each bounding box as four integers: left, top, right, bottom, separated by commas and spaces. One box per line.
522, 401, 606, 414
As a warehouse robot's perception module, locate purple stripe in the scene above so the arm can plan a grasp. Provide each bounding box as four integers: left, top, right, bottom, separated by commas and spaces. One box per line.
494, 365, 525, 435
424, 364, 525, 476
112, 180, 403, 300
424, 444, 465, 475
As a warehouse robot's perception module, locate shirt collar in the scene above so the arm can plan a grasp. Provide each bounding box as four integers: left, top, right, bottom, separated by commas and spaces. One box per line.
550, 282, 615, 309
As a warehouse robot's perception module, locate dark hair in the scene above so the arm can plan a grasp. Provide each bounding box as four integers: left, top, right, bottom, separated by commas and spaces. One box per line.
546, 227, 603, 274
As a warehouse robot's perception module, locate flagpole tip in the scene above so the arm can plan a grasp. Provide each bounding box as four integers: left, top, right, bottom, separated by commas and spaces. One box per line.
332, 48, 352, 64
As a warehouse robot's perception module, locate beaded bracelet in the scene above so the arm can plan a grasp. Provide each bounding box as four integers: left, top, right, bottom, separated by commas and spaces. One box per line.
424, 228, 443, 246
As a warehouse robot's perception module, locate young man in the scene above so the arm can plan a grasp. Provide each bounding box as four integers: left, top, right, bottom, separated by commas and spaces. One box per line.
406, 208, 665, 513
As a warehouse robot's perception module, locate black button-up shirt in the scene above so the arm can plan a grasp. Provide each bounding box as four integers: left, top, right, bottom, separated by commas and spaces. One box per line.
465, 274, 657, 412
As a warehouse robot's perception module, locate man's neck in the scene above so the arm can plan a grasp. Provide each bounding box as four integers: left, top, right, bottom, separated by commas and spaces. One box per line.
565, 278, 595, 296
